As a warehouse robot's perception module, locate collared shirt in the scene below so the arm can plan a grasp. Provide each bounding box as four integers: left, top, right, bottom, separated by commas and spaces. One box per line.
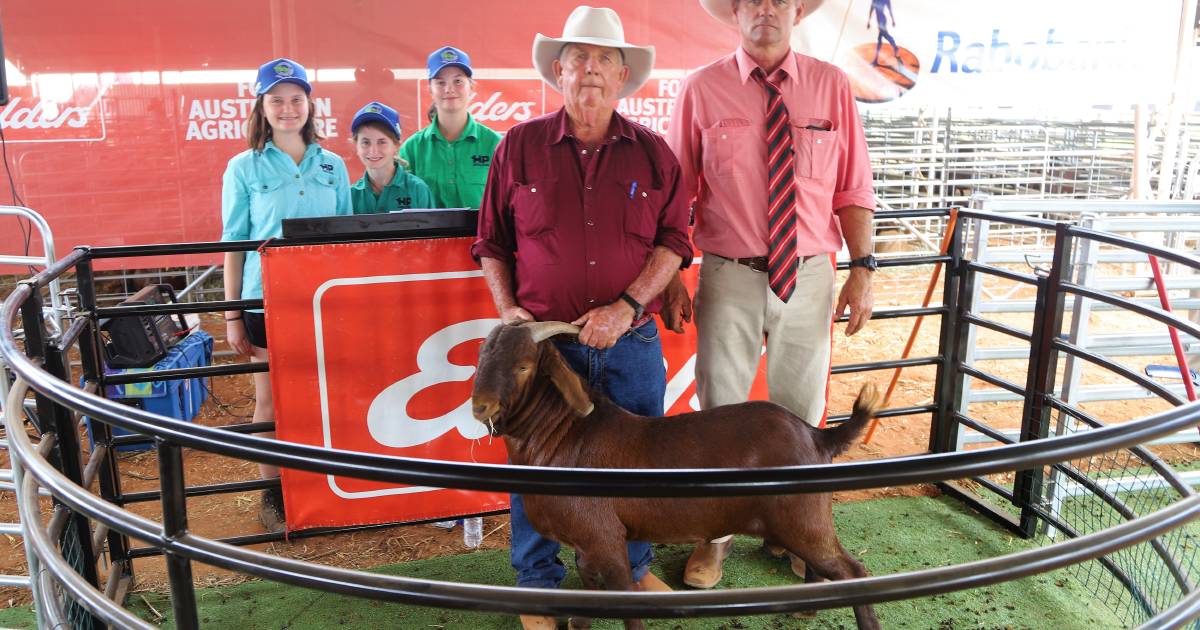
399, 113, 502, 209
350, 161, 435, 213
667, 47, 876, 259
472, 108, 693, 323
221, 141, 352, 305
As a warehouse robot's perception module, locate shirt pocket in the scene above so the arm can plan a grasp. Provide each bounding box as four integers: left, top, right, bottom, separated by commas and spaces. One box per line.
249, 177, 285, 226
620, 179, 659, 247
701, 119, 754, 179
308, 173, 341, 215
792, 118, 837, 181
251, 177, 285, 196
512, 179, 557, 238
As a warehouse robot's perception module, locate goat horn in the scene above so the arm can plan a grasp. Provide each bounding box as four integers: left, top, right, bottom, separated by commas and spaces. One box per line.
525, 321, 581, 343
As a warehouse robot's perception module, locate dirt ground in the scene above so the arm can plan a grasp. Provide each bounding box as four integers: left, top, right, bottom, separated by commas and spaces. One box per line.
3, 264, 1199, 608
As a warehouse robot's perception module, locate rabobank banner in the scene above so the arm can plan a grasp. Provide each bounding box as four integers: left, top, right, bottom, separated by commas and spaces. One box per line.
794, 0, 1181, 106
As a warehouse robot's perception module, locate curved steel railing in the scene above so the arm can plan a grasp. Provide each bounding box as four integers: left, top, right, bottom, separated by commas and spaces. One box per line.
6, 207, 1200, 628
8, 376, 1200, 624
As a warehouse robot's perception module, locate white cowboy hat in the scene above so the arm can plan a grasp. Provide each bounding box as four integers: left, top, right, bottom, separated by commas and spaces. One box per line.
698, 0, 824, 28
532, 6, 655, 100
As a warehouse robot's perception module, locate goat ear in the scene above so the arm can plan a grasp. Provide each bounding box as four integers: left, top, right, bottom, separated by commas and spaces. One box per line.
541, 345, 594, 417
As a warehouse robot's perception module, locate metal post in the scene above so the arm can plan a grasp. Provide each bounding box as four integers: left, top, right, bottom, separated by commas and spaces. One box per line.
930, 211, 966, 454
1014, 222, 1072, 538
19, 285, 52, 436
76, 255, 133, 585
157, 440, 199, 630
1045, 215, 1100, 538
4, 409, 47, 629
955, 198, 991, 452
23, 284, 104, 628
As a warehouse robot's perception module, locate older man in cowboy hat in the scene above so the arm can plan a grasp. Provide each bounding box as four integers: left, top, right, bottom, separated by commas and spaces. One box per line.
471, 6, 691, 627
665, 0, 877, 589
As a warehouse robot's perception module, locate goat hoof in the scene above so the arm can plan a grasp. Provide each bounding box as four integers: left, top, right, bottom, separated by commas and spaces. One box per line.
786, 551, 808, 579
763, 542, 787, 558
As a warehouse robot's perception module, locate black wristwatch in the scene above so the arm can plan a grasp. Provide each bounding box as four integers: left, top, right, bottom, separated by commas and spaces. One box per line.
849, 255, 878, 272
618, 292, 645, 320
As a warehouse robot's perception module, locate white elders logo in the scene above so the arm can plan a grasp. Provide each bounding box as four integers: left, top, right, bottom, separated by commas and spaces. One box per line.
1, 88, 107, 143
313, 270, 499, 500
366, 319, 495, 448
417, 77, 541, 132
467, 91, 535, 124
312, 269, 702, 500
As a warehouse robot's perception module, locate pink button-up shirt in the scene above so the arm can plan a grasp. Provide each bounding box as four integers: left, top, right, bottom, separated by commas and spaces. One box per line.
668, 47, 876, 258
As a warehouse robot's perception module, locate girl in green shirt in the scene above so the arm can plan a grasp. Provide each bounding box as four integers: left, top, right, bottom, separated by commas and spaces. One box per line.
399, 46, 501, 209
349, 101, 434, 213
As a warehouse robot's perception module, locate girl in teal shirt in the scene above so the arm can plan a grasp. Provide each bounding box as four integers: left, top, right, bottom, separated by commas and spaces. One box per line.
349, 101, 433, 213
220, 57, 351, 533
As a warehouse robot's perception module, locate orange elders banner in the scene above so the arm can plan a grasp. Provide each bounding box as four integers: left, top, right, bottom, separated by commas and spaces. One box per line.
262, 238, 509, 530
260, 236, 766, 531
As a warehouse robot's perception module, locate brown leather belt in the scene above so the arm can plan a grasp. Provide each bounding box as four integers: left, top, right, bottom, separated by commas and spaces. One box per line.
733, 256, 770, 272
728, 254, 818, 273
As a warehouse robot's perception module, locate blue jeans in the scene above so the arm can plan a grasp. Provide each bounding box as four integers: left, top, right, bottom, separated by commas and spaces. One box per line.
510, 319, 666, 588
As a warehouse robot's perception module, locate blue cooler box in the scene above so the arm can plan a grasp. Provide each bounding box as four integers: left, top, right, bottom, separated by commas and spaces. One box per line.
86, 331, 213, 451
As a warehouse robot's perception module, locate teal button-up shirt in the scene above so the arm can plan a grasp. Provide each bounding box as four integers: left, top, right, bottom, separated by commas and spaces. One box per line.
221, 141, 352, 306
350, 161, 435, 213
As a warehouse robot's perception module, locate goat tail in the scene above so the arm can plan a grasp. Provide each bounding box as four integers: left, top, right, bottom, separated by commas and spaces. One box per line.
817, 384, 883, 458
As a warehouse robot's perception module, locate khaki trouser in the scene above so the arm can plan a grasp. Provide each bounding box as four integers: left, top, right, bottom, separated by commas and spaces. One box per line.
693, 253, 835, 426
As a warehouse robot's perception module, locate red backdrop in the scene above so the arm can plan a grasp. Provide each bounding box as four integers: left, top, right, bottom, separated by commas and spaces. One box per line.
0, 0, 734, 271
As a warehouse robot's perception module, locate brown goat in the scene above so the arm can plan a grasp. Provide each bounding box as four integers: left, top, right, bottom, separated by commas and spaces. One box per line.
471, 321, 883, 630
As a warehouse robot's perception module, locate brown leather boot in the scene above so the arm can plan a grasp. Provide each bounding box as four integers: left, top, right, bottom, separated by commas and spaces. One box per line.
634, 571, 672, 592
520, 614, 558, 630
258, 487, 285, 533
683, 538, 734, 588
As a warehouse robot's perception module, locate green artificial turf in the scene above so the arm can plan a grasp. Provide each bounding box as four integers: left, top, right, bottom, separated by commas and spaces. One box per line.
0, 494, 1137, 629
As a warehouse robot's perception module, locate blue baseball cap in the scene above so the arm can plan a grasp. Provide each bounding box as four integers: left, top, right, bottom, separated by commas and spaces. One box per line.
254, 58, 311, 96
427, 46, 473, 79
351, 101, 401, 138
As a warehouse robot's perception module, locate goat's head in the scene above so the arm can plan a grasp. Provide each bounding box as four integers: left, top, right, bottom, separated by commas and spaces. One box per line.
471, 321, 594, 436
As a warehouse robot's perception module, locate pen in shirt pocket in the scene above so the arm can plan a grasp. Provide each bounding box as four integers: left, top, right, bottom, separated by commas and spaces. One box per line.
629, 181, 638, 199
800, 118, 834, 131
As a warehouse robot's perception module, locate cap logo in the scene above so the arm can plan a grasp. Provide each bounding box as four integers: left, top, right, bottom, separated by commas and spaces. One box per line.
274, 62, 294, 78
440, 50, 458, 62
366, 105, 382, 114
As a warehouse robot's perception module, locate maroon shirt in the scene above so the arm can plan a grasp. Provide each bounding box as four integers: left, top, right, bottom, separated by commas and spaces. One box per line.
472, 108, 693, 323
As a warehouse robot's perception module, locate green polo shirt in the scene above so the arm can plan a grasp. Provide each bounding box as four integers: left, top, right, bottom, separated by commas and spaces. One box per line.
350, 161, 435, 214
399, 113, 501, 209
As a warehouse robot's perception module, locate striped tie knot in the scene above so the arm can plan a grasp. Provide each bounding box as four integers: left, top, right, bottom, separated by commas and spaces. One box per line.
753, 67, 799, 302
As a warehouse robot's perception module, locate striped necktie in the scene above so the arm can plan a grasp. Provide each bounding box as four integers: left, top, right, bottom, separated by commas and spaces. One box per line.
753, 67, 798, 302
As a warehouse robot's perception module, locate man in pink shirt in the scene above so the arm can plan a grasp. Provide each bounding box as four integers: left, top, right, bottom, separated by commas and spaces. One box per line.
665, 0, 877, 589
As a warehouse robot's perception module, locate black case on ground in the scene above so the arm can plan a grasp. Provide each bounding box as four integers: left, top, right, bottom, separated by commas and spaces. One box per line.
101, 284, 188, 369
